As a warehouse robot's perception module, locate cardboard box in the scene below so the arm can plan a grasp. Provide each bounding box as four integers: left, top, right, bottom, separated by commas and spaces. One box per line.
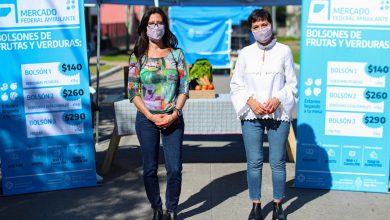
189, 90, 216, 99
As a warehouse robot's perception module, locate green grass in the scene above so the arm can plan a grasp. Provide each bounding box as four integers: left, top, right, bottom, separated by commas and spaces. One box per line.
278, 37, 301, 64
101, 52, 130, 62
89, 64, 117, 76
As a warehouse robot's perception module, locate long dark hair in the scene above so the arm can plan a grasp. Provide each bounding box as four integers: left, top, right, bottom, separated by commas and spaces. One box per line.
132, 7, 178, 61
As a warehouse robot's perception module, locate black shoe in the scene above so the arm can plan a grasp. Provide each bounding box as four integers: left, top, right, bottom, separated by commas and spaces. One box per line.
272, 202, 285, 220
164, 210, 178, 220
153, 208, 163, 220
248, 203, 263, 220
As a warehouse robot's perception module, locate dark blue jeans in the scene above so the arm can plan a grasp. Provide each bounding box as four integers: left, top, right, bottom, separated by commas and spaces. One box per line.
135, 111, 184, 211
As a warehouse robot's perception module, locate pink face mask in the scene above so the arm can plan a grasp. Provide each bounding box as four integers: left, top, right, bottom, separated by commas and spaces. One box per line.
252, 25, 273, 43
147, 24, 165, 41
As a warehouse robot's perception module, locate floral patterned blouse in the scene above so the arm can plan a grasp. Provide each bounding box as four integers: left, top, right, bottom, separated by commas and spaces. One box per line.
127, 48, 190, 114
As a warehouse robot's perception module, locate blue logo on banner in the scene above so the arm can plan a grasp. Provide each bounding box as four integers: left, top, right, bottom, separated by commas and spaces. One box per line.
0, 7, 11, 17
313, 4, 325, 13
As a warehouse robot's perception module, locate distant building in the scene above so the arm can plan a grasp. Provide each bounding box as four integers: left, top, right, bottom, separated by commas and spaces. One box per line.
85, 4, 144, 52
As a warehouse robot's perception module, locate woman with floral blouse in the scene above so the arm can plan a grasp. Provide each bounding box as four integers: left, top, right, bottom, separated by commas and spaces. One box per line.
127, 7, 189, 220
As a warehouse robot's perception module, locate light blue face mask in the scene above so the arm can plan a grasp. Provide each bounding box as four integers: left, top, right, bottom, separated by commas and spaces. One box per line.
252, 25, 272, 43
146, 24, 165, 41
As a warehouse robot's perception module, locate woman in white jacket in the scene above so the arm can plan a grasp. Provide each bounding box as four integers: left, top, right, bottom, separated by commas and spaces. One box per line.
230, 9, 297, 220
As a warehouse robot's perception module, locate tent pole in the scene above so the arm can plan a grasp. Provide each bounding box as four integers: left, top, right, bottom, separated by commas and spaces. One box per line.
95, 1, 101, 147
272, 6, 277, 33
154, 0, 159, 7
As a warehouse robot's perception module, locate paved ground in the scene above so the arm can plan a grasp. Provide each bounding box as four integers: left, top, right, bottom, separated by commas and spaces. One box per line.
1, 64, 390, 220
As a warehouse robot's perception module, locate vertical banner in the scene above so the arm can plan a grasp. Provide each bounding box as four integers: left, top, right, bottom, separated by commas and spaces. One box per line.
0, 0, 97, 195
295, 0, 390, 192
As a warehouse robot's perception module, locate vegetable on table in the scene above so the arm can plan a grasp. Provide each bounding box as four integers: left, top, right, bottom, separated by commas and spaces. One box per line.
189, 59, 214, 90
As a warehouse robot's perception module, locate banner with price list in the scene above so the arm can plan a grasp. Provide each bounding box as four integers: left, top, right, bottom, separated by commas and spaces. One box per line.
0, 0, 97, 195
295, 0, 390, 193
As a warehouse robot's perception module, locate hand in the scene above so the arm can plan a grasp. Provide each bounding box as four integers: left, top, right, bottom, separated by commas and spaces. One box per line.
264, 97, 281, 114
155, 114, 177, 129
147, 114, 165, 124
247, 97, 268, 115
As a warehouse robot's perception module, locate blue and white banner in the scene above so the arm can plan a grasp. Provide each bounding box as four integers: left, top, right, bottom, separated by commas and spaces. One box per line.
0, 0, 97, 195
169, 7, 234, 68
295, 0, 390, 193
